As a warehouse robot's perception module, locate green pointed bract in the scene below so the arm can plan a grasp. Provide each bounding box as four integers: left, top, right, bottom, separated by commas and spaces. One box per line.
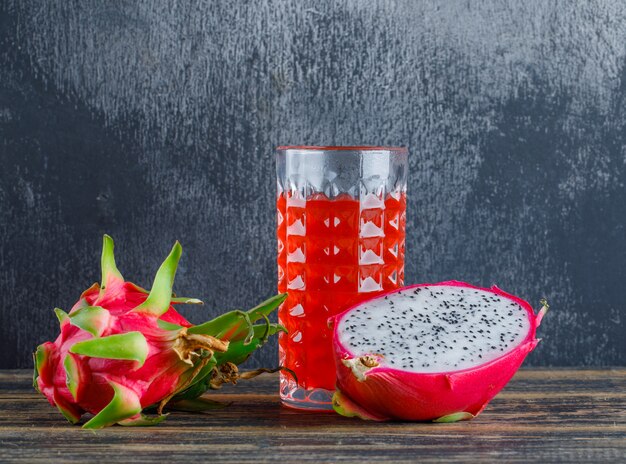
33, 343, 51, 390
70, 332, 149, 367
54, 308, 70, 327
133, 242, 181, 317
187, 310, 254, 343
170, 296, 203, 305
63, 353, 81, 401
127, 282, 203, 305
83, 381, 142, 429
156, 319, 184, 331
34, 344, 49, 376
258, 313, 273, 343
214, 323, 286, 366
69, 306, 110, 337
247, 293, 287, 321
54, 393, 80, 424
118, 413, 168, 426
72, 297, 91, 312
100, 235, 124, 292
433, 412, 475, 423
188, 293, 287, 342
332, 390, 387, 421
57, 407, 80, 424
32, 354, 38, 391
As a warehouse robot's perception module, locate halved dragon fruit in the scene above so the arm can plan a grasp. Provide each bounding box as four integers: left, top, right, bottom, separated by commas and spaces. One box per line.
331, 281, 548, 422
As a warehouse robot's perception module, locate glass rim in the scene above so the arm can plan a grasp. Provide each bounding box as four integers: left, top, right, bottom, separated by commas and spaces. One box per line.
276, 145, 407, 153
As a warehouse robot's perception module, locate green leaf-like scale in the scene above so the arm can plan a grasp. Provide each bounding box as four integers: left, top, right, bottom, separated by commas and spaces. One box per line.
133, 242, 182, 317
63, 353, 80, 401
83, 381, 142, 429
214, 323, 283, 366
100, 234, 124, 288
54, 308, 69, 326
53, 391, 81, 424
247, 293, 287, 321
156, 319, 184, 331
433, 412, 475, 423
69, 306, 110, 337
70, 332, 149, 367
187, 309, 253, 343
33, 344, 50, 391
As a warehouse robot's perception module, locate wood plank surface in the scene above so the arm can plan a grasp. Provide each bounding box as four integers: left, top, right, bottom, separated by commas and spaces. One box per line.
0, 369, 624, 463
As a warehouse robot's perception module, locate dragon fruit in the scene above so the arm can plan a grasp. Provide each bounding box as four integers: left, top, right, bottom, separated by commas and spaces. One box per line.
34, 235, 286, 428
331, 281, 548, 422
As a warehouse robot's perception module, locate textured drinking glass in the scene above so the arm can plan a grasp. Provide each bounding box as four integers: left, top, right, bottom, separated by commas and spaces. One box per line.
276, 146, 408, 410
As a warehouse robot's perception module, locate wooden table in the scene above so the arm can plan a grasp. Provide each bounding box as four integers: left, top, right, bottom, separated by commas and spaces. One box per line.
0, 369, 624, 463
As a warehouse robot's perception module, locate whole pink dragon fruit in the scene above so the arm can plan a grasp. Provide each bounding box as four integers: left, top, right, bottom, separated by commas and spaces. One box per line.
34, 235, 286, 428
331, 281, 548, 422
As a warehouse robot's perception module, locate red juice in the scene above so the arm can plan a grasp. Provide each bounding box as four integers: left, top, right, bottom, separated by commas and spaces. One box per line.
277, 192, 406, 391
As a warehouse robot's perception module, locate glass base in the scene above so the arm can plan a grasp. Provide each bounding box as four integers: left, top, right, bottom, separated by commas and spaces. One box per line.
280, 375, 334, 411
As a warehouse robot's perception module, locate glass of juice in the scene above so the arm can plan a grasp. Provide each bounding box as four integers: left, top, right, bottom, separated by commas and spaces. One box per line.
276, 146, 408, 410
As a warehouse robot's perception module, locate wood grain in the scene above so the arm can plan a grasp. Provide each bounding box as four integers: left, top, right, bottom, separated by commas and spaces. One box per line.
0, 369, 624, 463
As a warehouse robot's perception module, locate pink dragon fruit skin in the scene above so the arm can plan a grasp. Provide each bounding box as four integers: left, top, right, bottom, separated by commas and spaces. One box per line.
331, 281, 548, 422
34, 235, 286, 428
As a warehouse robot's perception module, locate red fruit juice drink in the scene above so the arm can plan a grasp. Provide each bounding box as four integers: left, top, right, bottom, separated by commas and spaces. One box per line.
276, 146, 408, 410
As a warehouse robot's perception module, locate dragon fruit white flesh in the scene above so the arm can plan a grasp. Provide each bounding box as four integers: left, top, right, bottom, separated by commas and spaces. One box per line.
331, 281, 548, 422
34, 235, 286, 428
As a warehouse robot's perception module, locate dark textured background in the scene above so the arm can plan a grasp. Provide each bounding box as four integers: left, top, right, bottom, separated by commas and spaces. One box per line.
1, 1, 625, 369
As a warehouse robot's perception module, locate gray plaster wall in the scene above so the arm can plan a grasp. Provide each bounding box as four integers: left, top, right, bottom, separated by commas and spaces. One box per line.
0, 0, 624, 368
